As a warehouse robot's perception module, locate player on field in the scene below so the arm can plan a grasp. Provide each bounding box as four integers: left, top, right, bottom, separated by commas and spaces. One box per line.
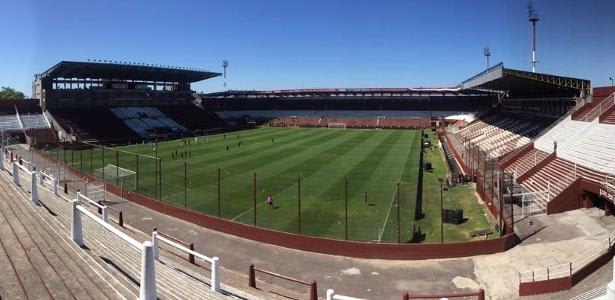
363, 191, 368, 206
267, 194, 273, 208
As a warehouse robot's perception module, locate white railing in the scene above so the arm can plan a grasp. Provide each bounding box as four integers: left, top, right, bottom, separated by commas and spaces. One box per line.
12, 160, 38, 205
77, 192, 108, 222
583, 93, 615, 122
519, 230, 615, 283
326, 289, 365, 300
72, 200, 156, 299
38, 170, 59, 196
152, 230, 220, 292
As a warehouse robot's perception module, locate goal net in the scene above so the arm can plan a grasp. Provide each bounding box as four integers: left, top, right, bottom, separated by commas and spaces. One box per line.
327, 123, 347, 129
93, 164, 136, 190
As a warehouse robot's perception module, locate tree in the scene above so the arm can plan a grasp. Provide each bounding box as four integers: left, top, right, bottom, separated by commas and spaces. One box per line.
0, 87, 25, 99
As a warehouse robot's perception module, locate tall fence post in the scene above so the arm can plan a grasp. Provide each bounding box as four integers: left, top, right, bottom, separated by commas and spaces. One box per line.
139, 241, 157, 300
71, 199, 83, 247
211, 256, 220, 292
118, 211, 124, 227
248, 264, 256, 288
31, 171, 39, 205
217, 167, 221, 217
253, 173, 257, 226
309, 281, 317, 300
184, 160, 187, 208
345, 178, 348, 240
12, 161, 19, 186
135, 153, 139, 193
298, 176, 302, 235
397, 182, 401, 243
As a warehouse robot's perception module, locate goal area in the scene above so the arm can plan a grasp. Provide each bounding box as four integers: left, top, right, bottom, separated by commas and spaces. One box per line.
93, 164, 136, 190
327, 122, 347, 129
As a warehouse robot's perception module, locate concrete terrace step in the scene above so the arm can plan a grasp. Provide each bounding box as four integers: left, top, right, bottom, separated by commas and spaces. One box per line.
0, 180, 122, 299
4, 168, 243, 299
0, 174, 123, 299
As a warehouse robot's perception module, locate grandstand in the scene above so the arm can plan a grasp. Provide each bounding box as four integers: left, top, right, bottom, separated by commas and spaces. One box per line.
34, 61, 226, 144
203, 88, 496, 129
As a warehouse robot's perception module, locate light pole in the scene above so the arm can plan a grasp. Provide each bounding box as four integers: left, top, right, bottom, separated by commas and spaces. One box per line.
610, 77, 613, 86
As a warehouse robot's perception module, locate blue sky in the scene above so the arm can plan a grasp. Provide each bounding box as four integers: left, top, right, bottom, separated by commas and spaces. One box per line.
1, 0, 614, 96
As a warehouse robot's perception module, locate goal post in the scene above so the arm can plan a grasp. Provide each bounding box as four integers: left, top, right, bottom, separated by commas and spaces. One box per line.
93, 164, 137, 190
327, 123, 347, 129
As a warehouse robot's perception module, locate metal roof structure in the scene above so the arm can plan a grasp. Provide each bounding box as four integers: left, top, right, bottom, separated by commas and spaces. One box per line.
205, 87, 494, 98
460, 63, 590, 97
37, 61, 221, 83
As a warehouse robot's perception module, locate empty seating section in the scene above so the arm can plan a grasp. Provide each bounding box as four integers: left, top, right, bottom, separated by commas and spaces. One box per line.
49, 108, 138, 143
534, 116, 591, 154
156, 105, 228, 132
20, 114, 49, 129
505, 148, 549, 179
0, 115, 21, 130
559, 124, 615, 174
455, 115, 544, 158
110, 107, 188, 136
521, 158, 577, 208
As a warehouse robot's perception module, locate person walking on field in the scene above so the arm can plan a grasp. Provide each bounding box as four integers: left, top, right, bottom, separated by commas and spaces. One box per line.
363, 191, 368, 206
267, 194, 273, 208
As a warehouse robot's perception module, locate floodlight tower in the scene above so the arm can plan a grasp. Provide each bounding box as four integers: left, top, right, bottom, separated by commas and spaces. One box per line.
222, 59, 229, 90
483, 47, 491, 68
528, 2, 539, 73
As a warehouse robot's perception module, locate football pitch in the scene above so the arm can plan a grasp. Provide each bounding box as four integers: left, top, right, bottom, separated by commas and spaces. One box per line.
51, 127, 421, 242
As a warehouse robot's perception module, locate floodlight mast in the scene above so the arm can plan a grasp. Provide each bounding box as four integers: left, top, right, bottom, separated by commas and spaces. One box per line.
483, 47, 491, 68
528, 2, 539, 73
222, 60, 229, 90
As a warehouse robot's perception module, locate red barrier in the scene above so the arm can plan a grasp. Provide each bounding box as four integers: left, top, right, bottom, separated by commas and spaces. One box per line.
249, 264, 317, 300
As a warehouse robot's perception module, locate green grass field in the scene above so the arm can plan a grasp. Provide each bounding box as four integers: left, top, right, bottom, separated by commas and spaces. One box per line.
49, 127, 492, 243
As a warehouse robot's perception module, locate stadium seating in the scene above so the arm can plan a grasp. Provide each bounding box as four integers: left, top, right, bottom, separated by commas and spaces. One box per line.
504, 148, 550, 180
534, 116, 591, 154
48, 107, 139, 143
110, 107, 189, 136
156, 105, 228, 132
558, 123, 615, 174
455, 114, 545, 158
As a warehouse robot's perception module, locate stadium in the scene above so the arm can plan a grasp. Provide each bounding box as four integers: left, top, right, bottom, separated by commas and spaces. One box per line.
1, 3, 615, 300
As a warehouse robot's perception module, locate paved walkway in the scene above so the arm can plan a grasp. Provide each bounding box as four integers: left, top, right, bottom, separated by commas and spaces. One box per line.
19, 146, 615, 299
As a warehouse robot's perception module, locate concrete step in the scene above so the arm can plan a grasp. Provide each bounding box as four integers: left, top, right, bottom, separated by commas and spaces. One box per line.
20, 173, 232, 299
0, 179, 127, 299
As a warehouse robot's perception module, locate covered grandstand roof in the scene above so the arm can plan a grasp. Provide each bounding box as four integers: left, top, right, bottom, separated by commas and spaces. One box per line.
460, 63, 590, 97
37, 61, 221, 83
205, 87, 493, 98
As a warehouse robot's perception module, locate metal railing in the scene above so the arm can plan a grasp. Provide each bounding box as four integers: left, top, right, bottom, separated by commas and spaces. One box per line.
152, 230, 220, 292
519, 230, 615, 283
72, 200, 156, 299
249, 264, 317, 300
583, 93, 615, 122
77, 192, 108, 222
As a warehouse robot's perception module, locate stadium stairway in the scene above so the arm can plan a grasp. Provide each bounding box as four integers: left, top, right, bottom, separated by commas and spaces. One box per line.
504, 148, 550, 180
1, 164, 258, 299
0, 171, 127, 299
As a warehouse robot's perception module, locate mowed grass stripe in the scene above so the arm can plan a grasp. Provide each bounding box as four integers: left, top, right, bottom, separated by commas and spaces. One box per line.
275, 130, 395, 236
235, 130, 382, 230
184, 129, 366, 216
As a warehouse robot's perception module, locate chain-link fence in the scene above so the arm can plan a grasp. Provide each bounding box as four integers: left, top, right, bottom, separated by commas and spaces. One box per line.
36, 139, 420, 243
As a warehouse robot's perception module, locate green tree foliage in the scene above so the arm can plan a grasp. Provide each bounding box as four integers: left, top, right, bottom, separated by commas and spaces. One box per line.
0, 87, 26, 99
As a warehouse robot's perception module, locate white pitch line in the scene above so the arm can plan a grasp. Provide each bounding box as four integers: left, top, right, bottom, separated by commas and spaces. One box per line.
231, 181, 298, 221
377, 133, 415, 242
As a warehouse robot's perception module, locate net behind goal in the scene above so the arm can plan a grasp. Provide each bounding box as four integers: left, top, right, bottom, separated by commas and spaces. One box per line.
327, 123, 347, 129
93, 164, 136, 190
